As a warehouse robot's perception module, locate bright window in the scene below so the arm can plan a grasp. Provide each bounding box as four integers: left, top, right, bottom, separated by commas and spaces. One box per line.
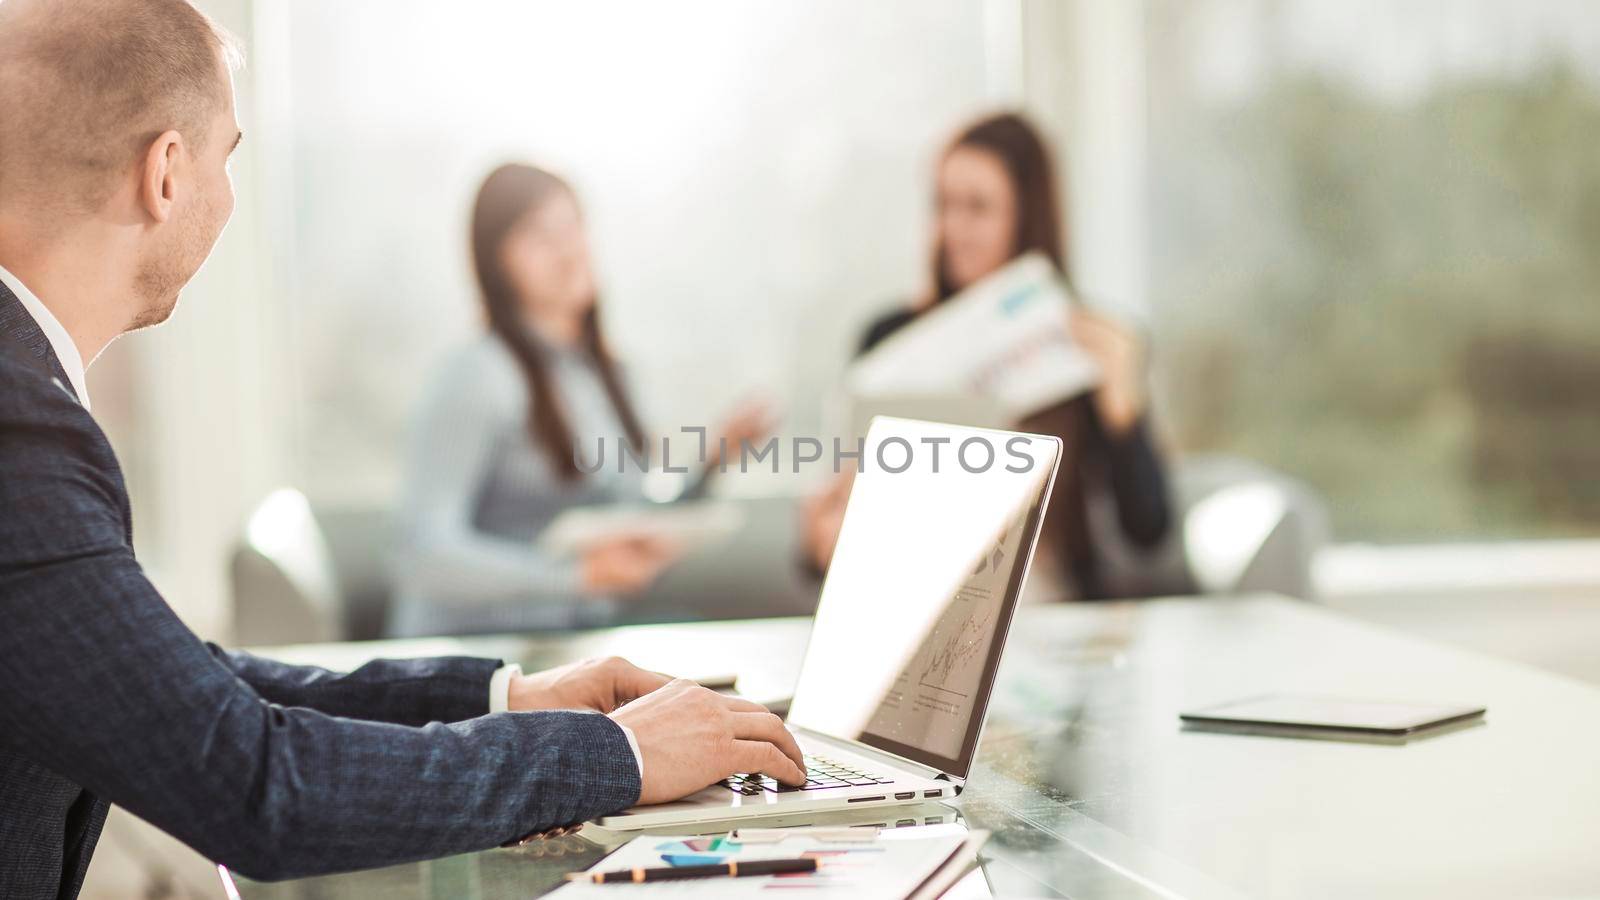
1146, 0, 1600, 540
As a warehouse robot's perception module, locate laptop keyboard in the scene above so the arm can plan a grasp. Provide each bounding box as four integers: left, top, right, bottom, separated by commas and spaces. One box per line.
721, 755, 894, 795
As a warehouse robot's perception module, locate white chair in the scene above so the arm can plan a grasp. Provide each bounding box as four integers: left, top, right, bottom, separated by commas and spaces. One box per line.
1093, 455, 1329, 599
229, 488, 342, 645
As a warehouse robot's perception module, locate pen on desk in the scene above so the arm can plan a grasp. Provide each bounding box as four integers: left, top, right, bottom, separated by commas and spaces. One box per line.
564, 857, 819, 884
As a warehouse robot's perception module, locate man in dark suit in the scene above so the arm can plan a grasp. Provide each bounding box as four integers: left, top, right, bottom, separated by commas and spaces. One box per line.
0, 1, 806, 897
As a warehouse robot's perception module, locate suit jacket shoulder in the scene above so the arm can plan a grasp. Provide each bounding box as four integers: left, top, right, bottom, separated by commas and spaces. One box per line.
0, 329, 133, 563
0, 297, 126, 900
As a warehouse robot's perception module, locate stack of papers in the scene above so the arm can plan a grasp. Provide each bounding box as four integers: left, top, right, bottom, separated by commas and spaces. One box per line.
552, 826, 988, 899
847, 252, 1100, 420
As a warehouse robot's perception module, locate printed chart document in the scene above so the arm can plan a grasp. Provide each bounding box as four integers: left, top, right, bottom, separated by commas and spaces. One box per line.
537, 501, 744, 556
847, 252, 1100, 419
551, 828, 983, 899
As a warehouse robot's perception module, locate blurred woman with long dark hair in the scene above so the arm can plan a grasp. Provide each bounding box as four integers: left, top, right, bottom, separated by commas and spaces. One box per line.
803, 113, 1171, 599
391, 164, 764, 635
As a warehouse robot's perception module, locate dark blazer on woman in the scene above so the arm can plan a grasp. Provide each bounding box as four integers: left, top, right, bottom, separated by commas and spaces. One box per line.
0, 281, 639, 898
861, 307, 1171, 599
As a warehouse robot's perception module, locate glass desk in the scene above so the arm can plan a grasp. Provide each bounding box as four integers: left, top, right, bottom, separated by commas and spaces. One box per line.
239, 595, 1600, 898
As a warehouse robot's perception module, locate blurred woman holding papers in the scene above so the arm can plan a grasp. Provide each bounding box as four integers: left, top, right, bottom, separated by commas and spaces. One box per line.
391, 164, 769, 636
803, 113, 1171, 600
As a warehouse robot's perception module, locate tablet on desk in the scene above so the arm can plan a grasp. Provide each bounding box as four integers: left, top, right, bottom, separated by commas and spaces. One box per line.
1180, 695, 1486, 742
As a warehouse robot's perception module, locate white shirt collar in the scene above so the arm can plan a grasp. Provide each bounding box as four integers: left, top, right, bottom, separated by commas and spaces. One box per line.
0, 262, 91, 410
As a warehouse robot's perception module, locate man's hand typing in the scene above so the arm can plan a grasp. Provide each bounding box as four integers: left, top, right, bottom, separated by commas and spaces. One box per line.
610, 679, 806, 804
507, 656, 672, 714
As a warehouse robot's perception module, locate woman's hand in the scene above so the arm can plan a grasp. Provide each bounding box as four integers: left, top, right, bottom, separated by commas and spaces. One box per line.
706, 397, 777, 471
580, 536, 682, 595
508, 656, 673, 713
1070, 308, 1148, 438
798, 472, 854, 573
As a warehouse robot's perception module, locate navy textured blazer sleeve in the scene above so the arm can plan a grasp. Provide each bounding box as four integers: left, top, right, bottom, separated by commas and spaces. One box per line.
0, 293, 641, 895
208, 646, 500, 727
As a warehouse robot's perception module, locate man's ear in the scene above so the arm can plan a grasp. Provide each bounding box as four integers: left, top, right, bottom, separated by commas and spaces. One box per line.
138, 130, 184, 224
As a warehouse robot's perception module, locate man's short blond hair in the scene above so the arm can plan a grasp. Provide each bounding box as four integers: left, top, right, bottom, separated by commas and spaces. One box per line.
0, 0, 243, 213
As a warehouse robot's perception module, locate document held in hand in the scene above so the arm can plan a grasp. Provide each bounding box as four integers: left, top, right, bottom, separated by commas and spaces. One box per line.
847, 252, 1100, 419
536, 501, 744, 556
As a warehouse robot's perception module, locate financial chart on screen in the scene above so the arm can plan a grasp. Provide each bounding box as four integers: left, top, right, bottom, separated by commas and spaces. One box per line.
861, 512, 1028, 759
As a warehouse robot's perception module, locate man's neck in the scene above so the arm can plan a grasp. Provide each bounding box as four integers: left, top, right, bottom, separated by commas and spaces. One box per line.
0, 221, 130, 367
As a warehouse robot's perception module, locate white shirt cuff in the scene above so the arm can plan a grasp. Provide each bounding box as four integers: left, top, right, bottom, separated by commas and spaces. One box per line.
490, 663, 645, 780
616, 722, 645, 781
488, 663, 522, 713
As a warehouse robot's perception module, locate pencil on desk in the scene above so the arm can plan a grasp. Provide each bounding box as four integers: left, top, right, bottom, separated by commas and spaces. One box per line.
565, 856, 820, 883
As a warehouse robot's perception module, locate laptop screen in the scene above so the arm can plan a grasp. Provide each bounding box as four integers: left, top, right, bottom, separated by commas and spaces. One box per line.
786, 417, 1061, 778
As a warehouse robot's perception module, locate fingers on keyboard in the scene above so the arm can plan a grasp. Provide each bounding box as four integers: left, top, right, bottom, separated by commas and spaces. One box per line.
721, 755, 894, 794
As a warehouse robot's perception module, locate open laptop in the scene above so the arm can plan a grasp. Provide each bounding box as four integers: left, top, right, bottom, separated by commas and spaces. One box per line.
598, 416, 1062, 829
